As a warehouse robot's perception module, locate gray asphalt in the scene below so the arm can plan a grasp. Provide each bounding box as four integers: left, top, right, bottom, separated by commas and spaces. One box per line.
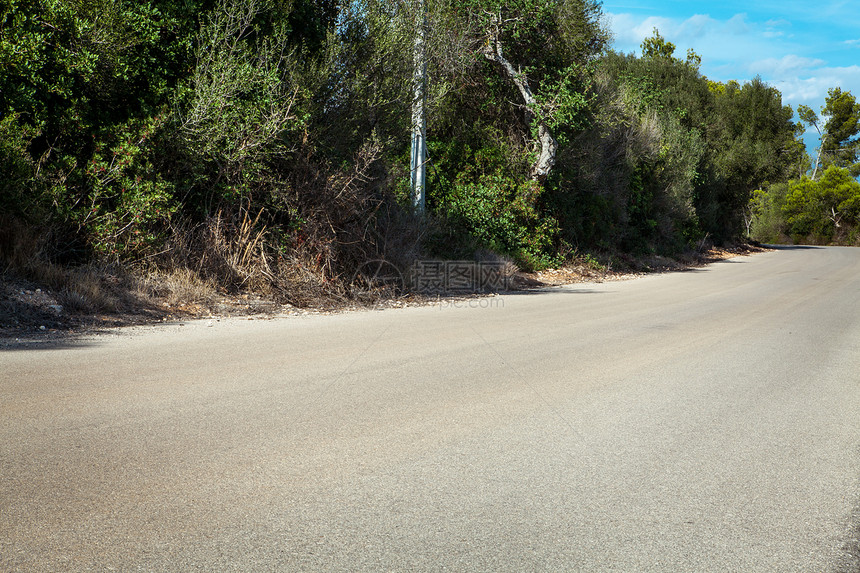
2, 246, 860, 572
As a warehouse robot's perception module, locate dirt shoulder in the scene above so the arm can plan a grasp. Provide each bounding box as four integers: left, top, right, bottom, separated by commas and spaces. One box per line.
523, 243, 771, 286
0, 244, 772, 344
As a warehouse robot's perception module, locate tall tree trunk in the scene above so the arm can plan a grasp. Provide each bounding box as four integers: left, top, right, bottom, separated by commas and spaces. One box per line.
410, 0, 427, 212
481, 21, 557, 182
812, 142, 823, 180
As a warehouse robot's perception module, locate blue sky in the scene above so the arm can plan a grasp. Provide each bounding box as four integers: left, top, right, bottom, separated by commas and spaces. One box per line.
602, 1, 860, 149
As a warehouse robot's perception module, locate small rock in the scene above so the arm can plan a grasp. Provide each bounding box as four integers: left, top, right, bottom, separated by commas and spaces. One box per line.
39, 325, 46, 330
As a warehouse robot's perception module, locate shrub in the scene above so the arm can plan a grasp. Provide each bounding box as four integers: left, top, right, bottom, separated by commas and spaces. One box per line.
439, 175, 561, 270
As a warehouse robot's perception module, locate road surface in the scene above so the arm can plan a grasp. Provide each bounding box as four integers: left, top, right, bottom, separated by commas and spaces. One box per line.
2, 246, 860, 571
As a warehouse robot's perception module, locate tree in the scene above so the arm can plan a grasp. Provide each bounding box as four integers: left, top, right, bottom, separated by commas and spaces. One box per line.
457, 0, 608, 183
641, 28, 675, 60
580, 47, 709, 250
178, 0, 300, 186
782, 166, 860, 242
414, 0, 609, 267
0, 0, 207, 256
284, 0, 338, 53
799, 88, 860, 179
480, 11, 558, 182
698, 76, 801, 239
820, 88, 860, 176
797, 103, 824, 179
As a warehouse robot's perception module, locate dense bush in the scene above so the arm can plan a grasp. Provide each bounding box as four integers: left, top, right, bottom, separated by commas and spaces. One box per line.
0, 0, 832, 306
750, 167, 860, 245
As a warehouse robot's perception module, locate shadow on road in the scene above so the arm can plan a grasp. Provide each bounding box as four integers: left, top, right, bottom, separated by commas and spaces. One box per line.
839, 500, 860, 573
504, 286, 608, 295
764, 244, 823, 250
0, 332, 100, 352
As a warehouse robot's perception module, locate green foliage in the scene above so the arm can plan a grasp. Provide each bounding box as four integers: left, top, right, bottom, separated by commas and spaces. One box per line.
685, 48, 701, 71
782, 166, 860, 243
798, 88, 860, 179
0, 0, 206, 256
176, 0, 301, 194
581, 49, 710, 250
462, 0, 608, 67
0, 114, 38, 218
708, 77, 803, 218
77, 114, 177, 259
749, 166, 860, 245
305, 0, 416, 163
0, 0, 823, 301
0, 0, 202, 129
797, 104, 819, 131
748, 183, 789, 243
534, 65, 593, 147
641, 28, 675, 60
440, 174, 561, 269
284, 0, 338, 53
400, 0, 606, 264
820, 87, 860, 175
453, 0, 607, 153
425, 122, 560, 268
605, 43, 801, 242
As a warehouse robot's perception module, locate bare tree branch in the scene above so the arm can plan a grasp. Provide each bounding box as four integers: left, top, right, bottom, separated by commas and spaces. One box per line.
480, 14, 557, 182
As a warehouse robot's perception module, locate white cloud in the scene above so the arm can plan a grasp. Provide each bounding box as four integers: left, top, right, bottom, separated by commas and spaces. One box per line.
603, 10, 860, 112
765, 19, 791, 28
749, 55, 826, 77
762, 18, 790, 38
606, 13, 675, 48
725, 13, 750, 35
747, 56, 860, 108
676, 14, 714, 39
774, 66, 860, 107
604, 12, 767, 59
615, 12, 738, 44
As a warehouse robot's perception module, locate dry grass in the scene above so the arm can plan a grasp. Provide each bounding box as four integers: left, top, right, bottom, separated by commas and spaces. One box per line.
56, 266, 122, 313
147, 137, 426, 309
1, 215, 214, 322
0, 134, 513, 328
138, 267, 217, 307
1, 217, 119, 314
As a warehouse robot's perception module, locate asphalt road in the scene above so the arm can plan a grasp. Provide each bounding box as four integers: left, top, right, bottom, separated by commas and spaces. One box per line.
2, 246, 860, 572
